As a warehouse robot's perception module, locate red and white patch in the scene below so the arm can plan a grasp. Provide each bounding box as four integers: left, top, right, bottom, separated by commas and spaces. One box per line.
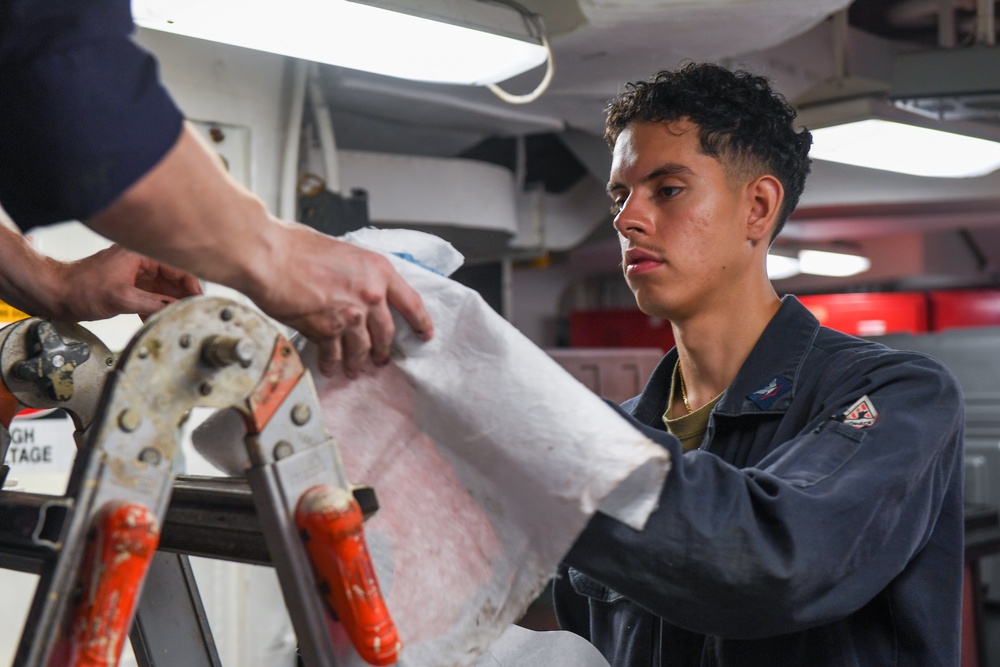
843, 395, 878, 428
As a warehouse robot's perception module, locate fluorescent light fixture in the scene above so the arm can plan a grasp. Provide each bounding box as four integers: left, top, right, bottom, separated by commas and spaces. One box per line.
766, 253, 801, 280
768, 248, 871, 279
798, 96, 1000, 178
131, 0, 548, 85
810, 119, 1000, 178
798, 250, 871, 277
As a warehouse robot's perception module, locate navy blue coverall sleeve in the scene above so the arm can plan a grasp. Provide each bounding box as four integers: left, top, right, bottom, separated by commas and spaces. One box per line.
0, 0, 183, 230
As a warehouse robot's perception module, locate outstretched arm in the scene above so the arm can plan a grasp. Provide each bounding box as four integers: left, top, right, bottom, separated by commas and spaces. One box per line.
87, 124, 433, 377
0, 224, 202, 322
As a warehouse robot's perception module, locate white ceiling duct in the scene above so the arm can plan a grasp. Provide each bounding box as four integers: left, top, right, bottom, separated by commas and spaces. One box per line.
335, 150, 520, 262
573, 0, 854, 61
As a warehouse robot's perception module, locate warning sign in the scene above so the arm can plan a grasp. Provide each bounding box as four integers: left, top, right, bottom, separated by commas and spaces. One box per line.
4, 409, 76, 473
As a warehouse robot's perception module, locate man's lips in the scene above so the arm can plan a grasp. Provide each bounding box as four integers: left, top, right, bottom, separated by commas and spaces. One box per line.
624, 248, 663, 275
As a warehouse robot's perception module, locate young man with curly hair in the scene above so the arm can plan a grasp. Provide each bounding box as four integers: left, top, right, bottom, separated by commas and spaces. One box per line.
553, 63, 965, 666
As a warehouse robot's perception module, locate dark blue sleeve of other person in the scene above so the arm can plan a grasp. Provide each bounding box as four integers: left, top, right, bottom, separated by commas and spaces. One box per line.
554, 296, 966, 667
0, 0, 183, 230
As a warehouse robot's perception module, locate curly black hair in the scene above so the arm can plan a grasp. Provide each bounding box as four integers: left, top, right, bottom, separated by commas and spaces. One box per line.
605, 62, 812, 240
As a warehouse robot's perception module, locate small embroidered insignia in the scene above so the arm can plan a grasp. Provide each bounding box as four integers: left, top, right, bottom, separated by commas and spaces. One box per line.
754, 379, 779, 398
843, 395, 878, 428
748, 376, 792, 410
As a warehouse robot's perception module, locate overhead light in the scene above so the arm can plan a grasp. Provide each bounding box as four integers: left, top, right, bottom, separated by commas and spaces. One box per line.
810, 119, 1000, 178
767, 248, 870, 279
798, 96, 1000, 178
131, 0, 548, 85
798, 249, 870, 277
766, 253, 801, 280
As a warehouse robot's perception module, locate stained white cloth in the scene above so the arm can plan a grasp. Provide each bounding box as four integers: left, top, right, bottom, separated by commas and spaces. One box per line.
474, 625, 610, 667
193, 229, 670, 667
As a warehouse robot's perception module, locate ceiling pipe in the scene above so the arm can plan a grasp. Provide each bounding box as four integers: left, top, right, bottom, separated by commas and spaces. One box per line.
336, 76, 566, 132
976, 0, 996, 44
307, 62, 342, 194
280, 60, 310, 221
832, 8, 850, 78
939, 0, 957, 47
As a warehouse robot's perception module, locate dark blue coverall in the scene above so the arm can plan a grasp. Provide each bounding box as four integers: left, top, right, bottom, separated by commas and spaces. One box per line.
556, 297, 965, 667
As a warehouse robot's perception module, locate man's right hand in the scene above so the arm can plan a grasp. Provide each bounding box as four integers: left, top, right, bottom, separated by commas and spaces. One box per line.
247, 221, 432, 377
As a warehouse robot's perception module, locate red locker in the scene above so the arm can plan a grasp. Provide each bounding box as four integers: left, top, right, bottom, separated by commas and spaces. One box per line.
569, 309, 676, 351
796, 293, 929, 337
929, 289, 1000, 332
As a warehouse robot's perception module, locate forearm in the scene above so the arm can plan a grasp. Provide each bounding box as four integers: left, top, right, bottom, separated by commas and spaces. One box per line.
0, 223, 71, 319
86, 123, 277, 300
87, 121, 432, 375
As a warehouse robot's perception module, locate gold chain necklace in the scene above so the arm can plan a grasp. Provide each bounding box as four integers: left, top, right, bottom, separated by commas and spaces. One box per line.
678, 365, 693, 414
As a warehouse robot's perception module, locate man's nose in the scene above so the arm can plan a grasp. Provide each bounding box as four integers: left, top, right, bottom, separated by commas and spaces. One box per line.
613, 197, 654, 237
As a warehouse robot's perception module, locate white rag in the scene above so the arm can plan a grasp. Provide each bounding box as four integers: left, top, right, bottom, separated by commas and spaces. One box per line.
193, 228, 670, 667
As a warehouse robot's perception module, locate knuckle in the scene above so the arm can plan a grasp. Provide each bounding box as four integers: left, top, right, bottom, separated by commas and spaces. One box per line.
344, 307, 363, 327
316, 305, 364, 338
312, 317, 344, 339
358, 284, 387, 307
367, 253, 391, 272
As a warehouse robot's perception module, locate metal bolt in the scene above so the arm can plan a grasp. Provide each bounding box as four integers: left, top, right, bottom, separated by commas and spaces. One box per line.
220, 308, 233, 321
281, 346, 292, 357
199, 382, 213, 396
137, 346, 149, 359
138, 447, 162, 466
51, 354, 65, 369
235, 338, 256, 367
118, 409, 142, 433
105, 357, 115, 367
291, 403, 311, 426
273, 441, 294, 460
179, 335, 192, 348
201, 336, 257, 368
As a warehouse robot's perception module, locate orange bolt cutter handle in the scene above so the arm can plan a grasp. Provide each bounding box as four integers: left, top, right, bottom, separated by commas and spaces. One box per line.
296, 485, 400, 666
68, 501, 160, 667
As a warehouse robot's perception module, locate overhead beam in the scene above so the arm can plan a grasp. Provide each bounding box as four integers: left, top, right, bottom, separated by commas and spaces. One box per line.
892, 45, 1000, 97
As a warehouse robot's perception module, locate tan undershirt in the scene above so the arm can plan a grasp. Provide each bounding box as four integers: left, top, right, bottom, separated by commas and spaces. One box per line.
663, 361, 724, 452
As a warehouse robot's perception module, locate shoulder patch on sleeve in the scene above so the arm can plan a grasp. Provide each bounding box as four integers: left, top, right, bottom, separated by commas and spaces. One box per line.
843, 395, 878, 428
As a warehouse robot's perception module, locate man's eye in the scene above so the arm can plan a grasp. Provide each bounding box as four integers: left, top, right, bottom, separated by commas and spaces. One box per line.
659, 186, 681, 198
609, 198, 624, 215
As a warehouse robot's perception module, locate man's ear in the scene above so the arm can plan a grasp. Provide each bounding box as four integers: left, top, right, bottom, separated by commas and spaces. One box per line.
745, 175, 783, 244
